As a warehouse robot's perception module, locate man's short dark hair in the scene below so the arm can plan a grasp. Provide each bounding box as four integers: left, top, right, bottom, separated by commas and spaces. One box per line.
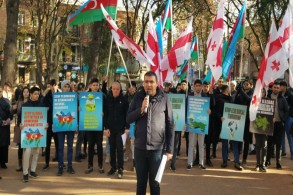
221, 84, 229, 92
273, 81, 280, 86
128, 81, 137, 88
181, 80, 187, 84
244, 79, 253, 85
280, 80, 287, 87
30, 86, 40, 94
90, 78, 99, 84
203, 81, 210, 85
194, 79, 202, 85
49, 79, 57, 86
144, 71, 158, 81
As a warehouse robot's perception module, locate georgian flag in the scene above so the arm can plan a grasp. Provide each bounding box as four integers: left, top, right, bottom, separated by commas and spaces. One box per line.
160, 17, 193, 71
249, 20, 288, 121
278, 1, 293, 87
205, 0, 225, 82
101, 4, 154, 67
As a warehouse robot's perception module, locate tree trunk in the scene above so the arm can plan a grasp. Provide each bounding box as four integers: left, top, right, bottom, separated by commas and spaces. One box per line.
1, 0, 19, 86
86, 22, 103, 85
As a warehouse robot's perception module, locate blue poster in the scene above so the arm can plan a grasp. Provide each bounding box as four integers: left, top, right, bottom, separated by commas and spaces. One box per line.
168, 94, 186, 131
220, 103, 247, 142
21, 107, 47, 148
53, 92, 78, 132
186, 96, 210, 134
129, 123, 135, 138
79, 92, 103, 131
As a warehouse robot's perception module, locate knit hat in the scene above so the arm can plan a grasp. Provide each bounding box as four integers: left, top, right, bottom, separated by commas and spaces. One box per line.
61, 80, 70, 89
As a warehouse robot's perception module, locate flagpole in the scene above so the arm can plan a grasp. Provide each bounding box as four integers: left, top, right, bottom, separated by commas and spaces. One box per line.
116, 45, 132, 88
196, 35, 200, 79
106, 37, 114, 77
186, 60, 190, 97
239, 2, 247, 80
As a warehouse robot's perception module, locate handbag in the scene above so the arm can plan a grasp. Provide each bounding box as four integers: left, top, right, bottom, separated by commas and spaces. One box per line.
13, 125, 21, 144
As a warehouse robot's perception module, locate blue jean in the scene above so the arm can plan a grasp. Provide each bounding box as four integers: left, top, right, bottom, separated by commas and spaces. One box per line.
222, 140, 240, 164
281, 117, 293, 155
134, 148, 162, 195
57, 131, 74, 168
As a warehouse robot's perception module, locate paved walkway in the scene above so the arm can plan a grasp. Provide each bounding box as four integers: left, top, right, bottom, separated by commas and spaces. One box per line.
1, 129, 293, 195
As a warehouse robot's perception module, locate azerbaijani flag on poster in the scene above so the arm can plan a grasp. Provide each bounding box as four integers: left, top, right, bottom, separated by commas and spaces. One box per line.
67, 0, 118, 27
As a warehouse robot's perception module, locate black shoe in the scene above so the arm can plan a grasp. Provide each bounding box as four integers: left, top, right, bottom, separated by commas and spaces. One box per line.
107, 168, 117, 176
99, 166, 104, 174
221, 163, 228, 168
199, 164, 206, 170
85, 167, 93, 174
249, 150, 256, 155
192, 160, 199, 166
186, 164, 192, 171
276, 162, 282, 170
170, 164, 176, 172
57, 167, 63, 176
43, 164, 49, 171
177, 153, 180, 156
52, 157, 58, 162
260, 165, 267, 172
67, 167, 75, 174
265, 161, 271, 167
75, 158, 82, 162
117, 169, 123, 179
29, 172, 38, 178
23, 174, 29, 183
1, 163, 7, 169
255, 165, 260, 171
234, 163, 243, 171
206, 160, 213, 167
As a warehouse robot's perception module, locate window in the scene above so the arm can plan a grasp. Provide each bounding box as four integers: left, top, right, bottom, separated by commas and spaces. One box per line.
30, 12, 38, 27
18, 39, 24, 53
18, 12, 25, 25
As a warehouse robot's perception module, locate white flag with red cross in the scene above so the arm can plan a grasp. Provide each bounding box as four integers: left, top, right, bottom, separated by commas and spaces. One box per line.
205, 0, 225, 82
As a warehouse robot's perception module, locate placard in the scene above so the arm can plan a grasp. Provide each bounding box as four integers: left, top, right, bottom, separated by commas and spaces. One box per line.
186, 96, 210, 134
79, 92, 103, 131
53, 92, 78, 132
21, 107, 47, 148
168, 94, 186, 131
220, 103, 247, 141
250, 98, 275, 136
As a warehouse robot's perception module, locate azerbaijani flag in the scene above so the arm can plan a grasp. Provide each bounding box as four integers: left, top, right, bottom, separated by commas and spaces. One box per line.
162, 0, 172, 31
67, 0, 118, 27
222, 0, 246, 79
191, 36, 199, 61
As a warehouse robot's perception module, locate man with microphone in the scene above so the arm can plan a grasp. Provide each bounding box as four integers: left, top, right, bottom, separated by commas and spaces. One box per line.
127, 71, 174, 195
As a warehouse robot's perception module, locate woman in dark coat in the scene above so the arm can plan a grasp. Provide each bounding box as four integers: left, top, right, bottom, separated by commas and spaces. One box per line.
0, 86, 12, 168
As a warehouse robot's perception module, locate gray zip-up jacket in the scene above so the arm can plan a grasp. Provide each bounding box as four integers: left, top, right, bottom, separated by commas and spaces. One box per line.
126, 87, 174, 153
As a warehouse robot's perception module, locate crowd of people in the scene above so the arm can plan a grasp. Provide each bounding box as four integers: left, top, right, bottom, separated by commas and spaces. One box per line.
0, 72, 292, 194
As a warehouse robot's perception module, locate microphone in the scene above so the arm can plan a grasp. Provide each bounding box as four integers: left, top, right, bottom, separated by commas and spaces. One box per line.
144, 91, 150, 113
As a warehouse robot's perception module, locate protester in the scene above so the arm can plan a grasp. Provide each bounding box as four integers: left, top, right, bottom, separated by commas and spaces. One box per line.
0, 86, 12, 169
104, 82, 129, 179
234, 79, 254, 166
127, 71, 174, 195
186, 80, 211, 171
19, 87, 48, 183
43, 79, 59, 170
266, 81, 289, 169
85, 78, 105, 174
56, 80, 75, 176
14, 87, 30, 172
75, 82, 86, 162
254, 88, 268, 172
279, 80, 293, 159
3, 82, 12, 102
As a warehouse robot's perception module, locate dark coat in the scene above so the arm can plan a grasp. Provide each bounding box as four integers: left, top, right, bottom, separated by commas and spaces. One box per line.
42, 90, 54, 126
0, 97, 11, 146
104, 92, 129, 134
267, 93, 289, 122
283, 90, 293, 117
126, 88, 174, 153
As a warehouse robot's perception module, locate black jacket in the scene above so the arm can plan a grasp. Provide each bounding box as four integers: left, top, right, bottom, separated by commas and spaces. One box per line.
234, 88, 253, 119
213, 94, 233, 120
42, 90, 54, 126
126, 88, 174, 153
283, 90, 293, 117
267, 93, 289, 122
104, 92, 129, 134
